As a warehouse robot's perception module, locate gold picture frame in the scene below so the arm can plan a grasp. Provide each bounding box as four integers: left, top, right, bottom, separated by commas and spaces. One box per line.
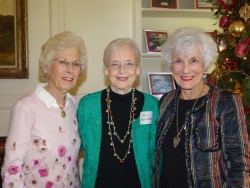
0, 0, 28, 79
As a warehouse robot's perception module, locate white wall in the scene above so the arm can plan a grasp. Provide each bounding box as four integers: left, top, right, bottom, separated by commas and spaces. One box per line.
0, 0, 134, 136
0, 0, 219, 136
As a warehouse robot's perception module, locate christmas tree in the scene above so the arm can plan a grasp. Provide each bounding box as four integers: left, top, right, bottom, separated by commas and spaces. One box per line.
208, 0, 250, 134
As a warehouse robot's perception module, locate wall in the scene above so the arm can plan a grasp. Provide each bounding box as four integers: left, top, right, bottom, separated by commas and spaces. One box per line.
0, 0, 134, 136
0, 0, 219, 136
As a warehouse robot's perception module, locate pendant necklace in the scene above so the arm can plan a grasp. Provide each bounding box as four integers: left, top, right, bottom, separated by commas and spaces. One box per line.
45, 87, 66, 118
60, 106, 66, 118
106, 86, 137, 163
57, 97, 66, 118
173, 84, 205, 148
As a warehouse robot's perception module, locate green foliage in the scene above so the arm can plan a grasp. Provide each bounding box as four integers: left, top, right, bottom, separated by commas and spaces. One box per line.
209, 0, 250, 134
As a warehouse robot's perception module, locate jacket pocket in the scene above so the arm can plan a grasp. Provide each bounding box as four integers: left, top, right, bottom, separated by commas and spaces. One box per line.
194, 121, 221, 152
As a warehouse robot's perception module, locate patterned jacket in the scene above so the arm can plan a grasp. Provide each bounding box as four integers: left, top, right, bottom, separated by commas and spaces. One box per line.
153, 86, 250, 188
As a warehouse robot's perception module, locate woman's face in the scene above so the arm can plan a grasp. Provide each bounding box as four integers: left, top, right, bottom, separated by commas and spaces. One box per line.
172, 47, 205, 91
46, 47, 81, 94
105, 45, 140, 94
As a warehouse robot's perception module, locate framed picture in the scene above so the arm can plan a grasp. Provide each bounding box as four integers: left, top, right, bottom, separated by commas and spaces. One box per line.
144, 30, 168, 53
147, 72, 175, 99
150, 0, 178, 9
195, 0, 218, 9
0, 0, 28, 79
203, 72, 211, 82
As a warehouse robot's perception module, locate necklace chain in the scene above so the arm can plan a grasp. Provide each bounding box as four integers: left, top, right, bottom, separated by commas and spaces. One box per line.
57, 97, 66, 118
174, 84, 205, 148
106, 86, 137, 163
45, 87, 66, 118
59, 107, 66, 118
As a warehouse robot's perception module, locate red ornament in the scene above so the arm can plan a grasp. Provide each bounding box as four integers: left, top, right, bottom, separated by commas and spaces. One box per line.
233, 61, 239, 70
225, 58, 231, 65
120, 159, 124, 163
235, 41, 250, 58
219, 15, 232, 28
244, 106, 250, 115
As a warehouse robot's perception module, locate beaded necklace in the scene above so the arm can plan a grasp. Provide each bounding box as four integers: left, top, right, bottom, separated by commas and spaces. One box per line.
106, 86, 137, 163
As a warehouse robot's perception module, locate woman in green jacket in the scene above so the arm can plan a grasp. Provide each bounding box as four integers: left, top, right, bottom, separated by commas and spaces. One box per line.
77, 38, 159, 188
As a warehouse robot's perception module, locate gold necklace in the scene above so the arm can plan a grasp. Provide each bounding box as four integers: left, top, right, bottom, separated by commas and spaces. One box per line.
45, 87, 66, 118
173, 84, 205, 148
60, 106, 66, 118
106, 86, 137, 163
57, 98, 66, 118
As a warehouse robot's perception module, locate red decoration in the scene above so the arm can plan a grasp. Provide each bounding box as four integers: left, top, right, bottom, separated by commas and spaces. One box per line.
219, 15, 232, 28
244, 106, 250, 115
235, 40, 250, 58
233, 61, 239, 70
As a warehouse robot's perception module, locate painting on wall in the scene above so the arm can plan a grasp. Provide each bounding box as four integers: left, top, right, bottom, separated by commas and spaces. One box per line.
0, 0, 28, 79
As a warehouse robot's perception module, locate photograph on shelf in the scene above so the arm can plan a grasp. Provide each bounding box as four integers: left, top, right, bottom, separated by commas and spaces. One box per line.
195, 0, 218, 9
147, 72, 175, 99
150, 0, 178, 9
203, 72, 211, 82
144, 30, 168, 53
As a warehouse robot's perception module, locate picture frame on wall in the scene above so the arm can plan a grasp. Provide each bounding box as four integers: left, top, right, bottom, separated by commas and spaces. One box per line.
0, 0, 28, 78
144, 30, 168, 53
150, 0, 178, 9
195, 0, 218, 9
147, 72, 175, 99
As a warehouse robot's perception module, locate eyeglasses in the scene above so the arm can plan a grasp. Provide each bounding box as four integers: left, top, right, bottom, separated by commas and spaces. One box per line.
53, 58, 84, 69
108, 61, 136, 70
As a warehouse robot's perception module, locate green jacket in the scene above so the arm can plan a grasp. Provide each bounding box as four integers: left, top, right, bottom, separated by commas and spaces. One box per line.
77, 90, 159, 188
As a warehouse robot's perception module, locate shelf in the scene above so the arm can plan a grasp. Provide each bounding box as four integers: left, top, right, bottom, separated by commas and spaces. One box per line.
142, 53, 161, 58
142, 8, 215, 18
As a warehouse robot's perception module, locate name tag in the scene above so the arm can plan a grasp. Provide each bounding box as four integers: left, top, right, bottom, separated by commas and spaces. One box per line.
140, 111, 153, 124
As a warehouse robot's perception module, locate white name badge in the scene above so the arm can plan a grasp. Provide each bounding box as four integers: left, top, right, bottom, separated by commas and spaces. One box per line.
140, 111, 153, 124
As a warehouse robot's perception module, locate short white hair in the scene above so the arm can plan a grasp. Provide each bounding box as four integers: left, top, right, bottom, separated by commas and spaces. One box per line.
161, 27, 217, 71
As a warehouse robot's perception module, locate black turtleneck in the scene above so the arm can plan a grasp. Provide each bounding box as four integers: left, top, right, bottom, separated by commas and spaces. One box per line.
95, 88, 144, 188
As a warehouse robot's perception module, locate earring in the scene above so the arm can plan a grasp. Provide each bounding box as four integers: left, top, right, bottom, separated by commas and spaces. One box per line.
44, 73, 50, 78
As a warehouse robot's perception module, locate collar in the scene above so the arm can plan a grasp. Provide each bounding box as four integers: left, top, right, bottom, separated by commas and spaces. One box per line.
34, 83, 77, 108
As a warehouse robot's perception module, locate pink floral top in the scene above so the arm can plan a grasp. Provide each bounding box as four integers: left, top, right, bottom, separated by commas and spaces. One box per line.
1, 84, 81, 188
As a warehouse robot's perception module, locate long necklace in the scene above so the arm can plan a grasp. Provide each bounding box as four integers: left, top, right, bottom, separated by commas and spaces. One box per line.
106, 86, 137, 163
173, 84, 205, 148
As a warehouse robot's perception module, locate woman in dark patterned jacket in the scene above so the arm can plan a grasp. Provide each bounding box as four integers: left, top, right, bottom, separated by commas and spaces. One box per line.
153, 27, 250, 188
